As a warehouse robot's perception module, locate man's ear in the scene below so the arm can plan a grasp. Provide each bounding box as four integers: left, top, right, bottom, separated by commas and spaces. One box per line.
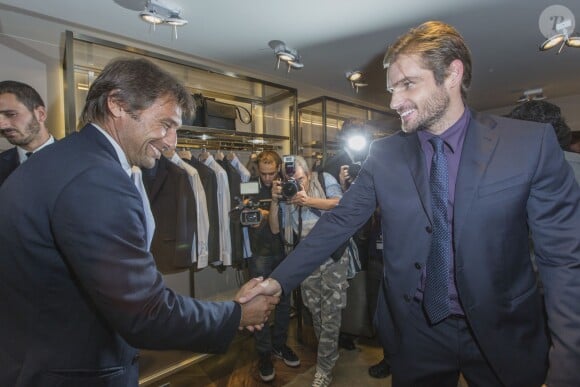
33, 105, 47, 124
106, 90, 124, 118
447, 59, 464, 88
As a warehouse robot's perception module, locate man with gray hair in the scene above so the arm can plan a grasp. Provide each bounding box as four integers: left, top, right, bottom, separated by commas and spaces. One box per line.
0, 58, 277, 387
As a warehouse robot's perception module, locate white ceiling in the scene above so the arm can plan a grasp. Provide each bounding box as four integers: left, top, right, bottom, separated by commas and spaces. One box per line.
1, 0, 579, 113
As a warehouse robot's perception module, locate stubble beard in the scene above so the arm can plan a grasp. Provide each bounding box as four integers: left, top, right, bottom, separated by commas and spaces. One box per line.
7, 115, 41, 147
401, 87, 450, 134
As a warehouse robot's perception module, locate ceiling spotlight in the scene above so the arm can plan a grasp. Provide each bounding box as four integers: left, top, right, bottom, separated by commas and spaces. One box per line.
165, 13, 188, 27
269, 40, 304, 73
540, 19, 579, 54
516, 88, 546, 103
140, 8, 164, 25
346, 71, 368, 93
346, 71, 363, 82
566, 35, 580, 47
138, 0, 188, 38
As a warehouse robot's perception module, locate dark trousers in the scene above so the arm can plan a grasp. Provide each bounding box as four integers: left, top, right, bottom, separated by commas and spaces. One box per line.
248, 254, 291, 354
390, 299, 503, 387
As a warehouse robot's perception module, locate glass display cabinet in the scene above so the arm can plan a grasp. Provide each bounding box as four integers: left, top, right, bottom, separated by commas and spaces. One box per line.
297, 96, 399, 167
64, 31, 297, 156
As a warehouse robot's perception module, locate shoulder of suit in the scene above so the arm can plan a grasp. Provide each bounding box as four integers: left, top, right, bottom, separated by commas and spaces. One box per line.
0, 147, 17, 158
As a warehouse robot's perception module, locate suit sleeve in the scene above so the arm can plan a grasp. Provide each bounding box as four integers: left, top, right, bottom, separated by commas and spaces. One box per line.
51, 165, 241, 353
527, 124, 580, 385
271, 146, 378, 294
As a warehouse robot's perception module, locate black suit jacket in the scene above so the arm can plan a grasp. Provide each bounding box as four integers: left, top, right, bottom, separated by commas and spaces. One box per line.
217, 158, 243, 267
0, 147, 19, 186
0, 125, 241, 387
142, 156, 197, 274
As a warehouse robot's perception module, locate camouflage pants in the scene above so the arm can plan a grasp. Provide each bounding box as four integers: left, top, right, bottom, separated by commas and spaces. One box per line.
301, 253, 349, 374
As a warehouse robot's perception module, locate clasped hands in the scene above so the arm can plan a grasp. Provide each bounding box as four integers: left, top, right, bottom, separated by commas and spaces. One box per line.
234, 276, 282, 331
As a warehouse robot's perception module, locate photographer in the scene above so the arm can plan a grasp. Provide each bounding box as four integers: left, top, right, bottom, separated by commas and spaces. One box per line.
269, 155, 348, 387
245, 150, 301, 382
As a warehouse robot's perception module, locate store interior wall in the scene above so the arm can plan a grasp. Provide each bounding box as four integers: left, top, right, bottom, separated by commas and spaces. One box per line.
2, 9, 580, 153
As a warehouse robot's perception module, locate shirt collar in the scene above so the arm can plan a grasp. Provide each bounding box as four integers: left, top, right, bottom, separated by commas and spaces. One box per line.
92, 124, 132, 177
17, 135, 55, 163
418, 107, 471, 153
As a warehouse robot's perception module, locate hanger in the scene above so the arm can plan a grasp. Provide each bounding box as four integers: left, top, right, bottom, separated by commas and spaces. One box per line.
176, 147, 192, 160
198, 146, 210, 161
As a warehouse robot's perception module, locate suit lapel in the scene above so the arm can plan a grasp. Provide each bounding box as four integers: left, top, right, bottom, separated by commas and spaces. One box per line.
453, 112, 499, 243
0, 148, 20, 184
404, 133, 432, 223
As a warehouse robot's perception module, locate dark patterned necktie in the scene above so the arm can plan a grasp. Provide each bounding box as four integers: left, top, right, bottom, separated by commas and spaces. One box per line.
25, 152, 33, 159
424, 137, 451, 324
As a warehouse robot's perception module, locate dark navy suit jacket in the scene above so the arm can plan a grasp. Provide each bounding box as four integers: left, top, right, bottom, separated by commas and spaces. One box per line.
0, 124, 241, 387
270, 111, 580, 387
0, 147, 19, 186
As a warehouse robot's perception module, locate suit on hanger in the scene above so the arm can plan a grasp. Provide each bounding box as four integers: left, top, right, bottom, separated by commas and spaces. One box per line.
217, 158, 243, 267
0, 124, 241, 387
142, 156, 197, 273
270, 111, 580, 386
185, 157, 220, 266
0, 147, 19, 186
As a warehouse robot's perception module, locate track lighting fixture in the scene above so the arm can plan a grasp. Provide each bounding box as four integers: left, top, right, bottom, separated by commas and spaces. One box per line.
268, 40, 304, 73
539, 18, 579, 54
516, 88, 546, 103
346, 71, 368, 93
139, 0, 188, 38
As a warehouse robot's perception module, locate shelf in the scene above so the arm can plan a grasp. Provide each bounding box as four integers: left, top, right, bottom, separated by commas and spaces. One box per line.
179, 125, 289, 141
178, 126, 288, 150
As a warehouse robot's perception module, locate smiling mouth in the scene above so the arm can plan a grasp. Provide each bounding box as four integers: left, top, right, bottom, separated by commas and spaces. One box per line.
148, 143, 164, 158
399, 109, 416, 119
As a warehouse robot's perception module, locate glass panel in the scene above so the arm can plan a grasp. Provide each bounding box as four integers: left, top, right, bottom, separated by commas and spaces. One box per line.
69, 37, 296, 154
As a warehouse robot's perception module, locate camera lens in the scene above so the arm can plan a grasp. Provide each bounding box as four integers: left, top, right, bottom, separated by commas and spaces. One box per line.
282, 179, 298, 199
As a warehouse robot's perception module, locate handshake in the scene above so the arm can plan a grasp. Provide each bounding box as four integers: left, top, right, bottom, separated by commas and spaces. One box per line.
234, 277, 283, 331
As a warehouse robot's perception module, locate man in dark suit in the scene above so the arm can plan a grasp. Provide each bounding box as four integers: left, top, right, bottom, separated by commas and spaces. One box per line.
0, 80, 54, 186
0, 58, 277, 387
241, 21, 580, 386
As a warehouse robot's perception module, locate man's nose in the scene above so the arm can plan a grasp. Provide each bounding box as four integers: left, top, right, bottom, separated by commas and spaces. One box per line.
389, 91, 402, 111
0, 116, 10, 129
160, 128, 177, 151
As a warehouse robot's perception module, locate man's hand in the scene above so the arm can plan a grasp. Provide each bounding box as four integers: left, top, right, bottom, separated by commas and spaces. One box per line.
235, 277, 281, 331
237, 277, 282, 304
271, 179, 282, 203
289, 188, 309, 207
238, 294, 278, 331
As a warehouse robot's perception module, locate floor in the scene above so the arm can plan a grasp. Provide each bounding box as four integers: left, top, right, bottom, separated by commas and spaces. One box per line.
139, 318, 389, 387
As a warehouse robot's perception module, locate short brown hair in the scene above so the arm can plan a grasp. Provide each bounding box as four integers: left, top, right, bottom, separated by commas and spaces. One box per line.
80, 58, 193, 127
256, 150, 282, 167
384, 21, 472, 101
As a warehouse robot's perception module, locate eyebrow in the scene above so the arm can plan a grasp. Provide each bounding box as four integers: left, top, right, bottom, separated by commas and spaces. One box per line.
386, 76, 421, 93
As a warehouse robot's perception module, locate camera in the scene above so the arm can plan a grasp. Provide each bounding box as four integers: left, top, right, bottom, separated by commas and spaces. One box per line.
240, 207, 262, 226
234, 182, 271, 226
347, 163, 362, 180
281, 155, 300, 200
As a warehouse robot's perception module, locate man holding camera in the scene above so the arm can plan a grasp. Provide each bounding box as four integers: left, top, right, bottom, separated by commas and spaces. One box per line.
270, 155, 348, 387
245, 150, 301, 382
